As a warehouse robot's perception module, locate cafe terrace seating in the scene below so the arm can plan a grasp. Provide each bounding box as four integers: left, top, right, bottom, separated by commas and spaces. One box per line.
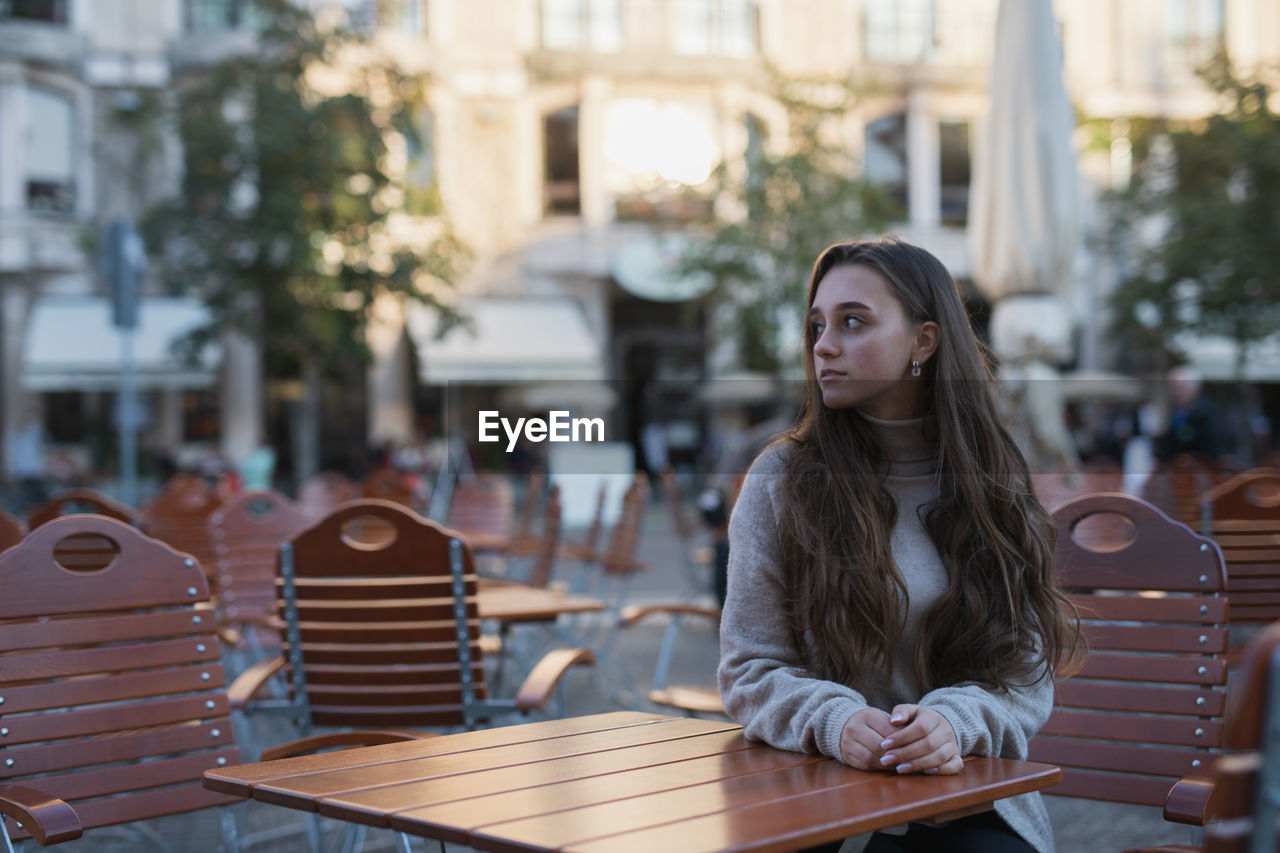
1030, 493, 1229, 811
228, 499, 594, 737
26, 487, 138, 530
1200, 469, 1280, 657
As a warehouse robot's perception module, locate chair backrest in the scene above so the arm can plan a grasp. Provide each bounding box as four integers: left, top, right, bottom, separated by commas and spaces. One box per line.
1194, 621, 1280, 852
0, 515, 241, 843
0, 507, 25, 552
142, 475, 222, 577
446, 473, 515, 549
279, 499, 489, 731
599, 472, 649, 577
512, 470, 546, 544
1202, 469, 1280, 626
660, 467, 694, 541
361, 467, 414, 507
27, 487, 138, 529
524, 484, 562, 589
297, 470, 358, 521
208, 489, 309, 632
1029, 492, 1230, 807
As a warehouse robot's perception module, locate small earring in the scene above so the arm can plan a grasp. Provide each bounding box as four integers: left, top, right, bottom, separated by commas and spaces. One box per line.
911, 360, 921, 377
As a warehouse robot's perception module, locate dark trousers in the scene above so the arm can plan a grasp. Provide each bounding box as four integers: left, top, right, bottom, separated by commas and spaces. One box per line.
798, 811, 1034, 853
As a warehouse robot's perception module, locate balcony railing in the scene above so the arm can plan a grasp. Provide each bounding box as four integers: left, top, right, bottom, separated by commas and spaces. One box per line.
0, 0, 70, 24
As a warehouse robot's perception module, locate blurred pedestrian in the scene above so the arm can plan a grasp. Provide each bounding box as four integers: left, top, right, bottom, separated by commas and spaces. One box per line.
718, 238, 1080, 853
1156, 366, 1220, 464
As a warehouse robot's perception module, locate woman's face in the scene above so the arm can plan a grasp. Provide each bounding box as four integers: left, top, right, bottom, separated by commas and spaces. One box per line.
809, 263, 926, 419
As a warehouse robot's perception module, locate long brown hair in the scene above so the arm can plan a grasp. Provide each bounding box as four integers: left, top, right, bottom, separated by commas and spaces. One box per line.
776, 237, 1078, 694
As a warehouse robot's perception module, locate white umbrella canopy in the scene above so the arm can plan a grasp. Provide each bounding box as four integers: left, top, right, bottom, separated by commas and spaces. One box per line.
968, 0, 1078, 308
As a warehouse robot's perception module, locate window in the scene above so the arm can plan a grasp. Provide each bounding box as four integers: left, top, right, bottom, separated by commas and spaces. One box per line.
863, 0, 933, 64
541, 0, 622, 52
670, 0, 756, 58
1, 0, 69, 23
544, 106, 581, 215
184, 0, 261, 33
1163, 0, 1224, 76
25, 85, 75, 215
939, 120, 971, 225
183, 390, 220, 442
865, 113, 908, 215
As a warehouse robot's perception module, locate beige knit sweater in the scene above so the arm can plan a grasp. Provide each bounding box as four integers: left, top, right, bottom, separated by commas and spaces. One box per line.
717, 414, 1055, 853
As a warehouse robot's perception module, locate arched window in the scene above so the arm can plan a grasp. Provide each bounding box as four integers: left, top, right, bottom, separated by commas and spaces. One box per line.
864, 113, 907, 216
25, 85, 75, 215
541, 0, 622, 52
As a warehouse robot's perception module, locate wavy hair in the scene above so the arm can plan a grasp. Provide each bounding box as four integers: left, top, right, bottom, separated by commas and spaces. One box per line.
775, 237, 1079, 694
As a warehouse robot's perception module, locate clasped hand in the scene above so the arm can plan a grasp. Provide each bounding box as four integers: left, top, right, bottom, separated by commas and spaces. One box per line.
839, 704, 963, 775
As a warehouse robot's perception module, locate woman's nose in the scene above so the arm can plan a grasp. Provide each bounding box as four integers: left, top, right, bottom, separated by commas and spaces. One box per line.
814, 326, 839, 358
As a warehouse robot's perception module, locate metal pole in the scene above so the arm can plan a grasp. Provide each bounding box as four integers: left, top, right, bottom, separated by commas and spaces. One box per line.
119, 326, 138, 508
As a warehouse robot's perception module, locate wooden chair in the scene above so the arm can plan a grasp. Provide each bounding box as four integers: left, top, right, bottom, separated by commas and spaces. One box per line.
231, 499, 594, 735
519, 483, 562, 590
559, 480, 607, 564
1029, 492, 1230, 809
591, 471, 650, 608
0, 515, 242, 848
207, 489, 310, 662
1201, 469, 1280, 640
503, 470, 547, 557
1126, 620, 1280, 853
361, 466, 414, 508
659, 467, 714, 597
617, 603, 725, 716
141, 475, 222, 581
297, 470, 357, 522
446, 473, 515, 553
0, 507, 25, 552
26, 487, 138, 529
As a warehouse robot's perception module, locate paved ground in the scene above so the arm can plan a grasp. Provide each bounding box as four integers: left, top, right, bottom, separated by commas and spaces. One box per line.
19, 488, 1204, 852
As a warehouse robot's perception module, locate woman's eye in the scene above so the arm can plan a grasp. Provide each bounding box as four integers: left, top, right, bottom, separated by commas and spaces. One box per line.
811, 322, 825, 336
842, 315, 863, 329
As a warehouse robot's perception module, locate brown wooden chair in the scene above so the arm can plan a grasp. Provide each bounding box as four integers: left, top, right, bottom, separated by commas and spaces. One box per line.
231, 499, 593, 734
1126, 619, 1280, 853
207, 489, 310, 662
592, 471, 650, 608
0, 513, 444, 851
141, 475, 222, 581
361, 466, 414, 508
446, 473, 515, 553
505, 470, 547, 556
0, 514, 241, 848
618, 603, 725, 717
659, 467, 714, 596
0, 507, 25, 553
558, 480, 608, 564
26, 487, 138, 529
1201, 469, 1280, 641
297, 470, 357, 522
1030, 492, 1230, 810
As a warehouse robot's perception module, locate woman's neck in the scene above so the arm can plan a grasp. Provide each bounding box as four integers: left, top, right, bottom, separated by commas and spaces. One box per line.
860, 412, 937, 477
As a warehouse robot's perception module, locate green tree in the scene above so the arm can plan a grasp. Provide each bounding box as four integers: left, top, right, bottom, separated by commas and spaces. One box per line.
679, 73, 897, 375
143, 0, 466, 478
1106, 58, 1280, 378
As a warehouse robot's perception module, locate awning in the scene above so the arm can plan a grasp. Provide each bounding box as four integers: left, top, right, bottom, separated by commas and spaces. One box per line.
405, 297, 603, 383
22, 297, 221, 391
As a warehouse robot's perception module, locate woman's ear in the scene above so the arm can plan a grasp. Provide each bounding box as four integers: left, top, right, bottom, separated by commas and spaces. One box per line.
913, 321, 941, 366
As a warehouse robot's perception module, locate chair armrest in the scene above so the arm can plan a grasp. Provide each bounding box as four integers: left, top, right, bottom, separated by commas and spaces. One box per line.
619, 603, 722, 628
514, 648, 595, 709
1165, 752, 1259, 826
0, 783, 82, 845
1162, 773, 1217, 825
259, 730, 437, 761
226, 654, 285, 711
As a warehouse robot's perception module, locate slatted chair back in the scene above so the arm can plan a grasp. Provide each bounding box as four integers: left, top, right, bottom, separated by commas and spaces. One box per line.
1030, 492, 1230, 808
1202, 469, 1280, 628
276, 499, 494, 731
361, 467, 414, 507
598, 472, 650, 579
26, 487, 138, 529
142, 475, 222, 580
208, 489, 309, 643
446, 473, 515, 553
0, 515, 241, 845
297, 470, 358, 521
524, 484, 562, 590
559, 481, 608, 563
0, 507, 25, 553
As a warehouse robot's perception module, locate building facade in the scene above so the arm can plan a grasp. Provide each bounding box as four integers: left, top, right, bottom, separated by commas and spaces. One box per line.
1, 0, 1275, 490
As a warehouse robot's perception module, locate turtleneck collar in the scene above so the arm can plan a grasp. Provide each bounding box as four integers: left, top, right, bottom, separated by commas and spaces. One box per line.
861, 412, 938, 478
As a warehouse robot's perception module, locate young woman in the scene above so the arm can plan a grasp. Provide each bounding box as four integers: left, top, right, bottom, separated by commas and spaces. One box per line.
717, 238, 1080, 853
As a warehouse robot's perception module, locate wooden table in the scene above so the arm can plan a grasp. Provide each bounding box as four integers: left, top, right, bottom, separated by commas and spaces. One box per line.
205, 712, 1061, 853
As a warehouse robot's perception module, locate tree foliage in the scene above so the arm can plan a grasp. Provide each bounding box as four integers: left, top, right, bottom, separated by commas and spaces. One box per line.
679, 72, 898, 374
1106, 57, 1280, 375
143, 0, 467, 379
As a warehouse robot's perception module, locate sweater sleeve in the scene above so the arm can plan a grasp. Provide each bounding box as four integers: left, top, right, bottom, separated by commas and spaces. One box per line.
919, 670, 1054, 761
716, 447, 869, 762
